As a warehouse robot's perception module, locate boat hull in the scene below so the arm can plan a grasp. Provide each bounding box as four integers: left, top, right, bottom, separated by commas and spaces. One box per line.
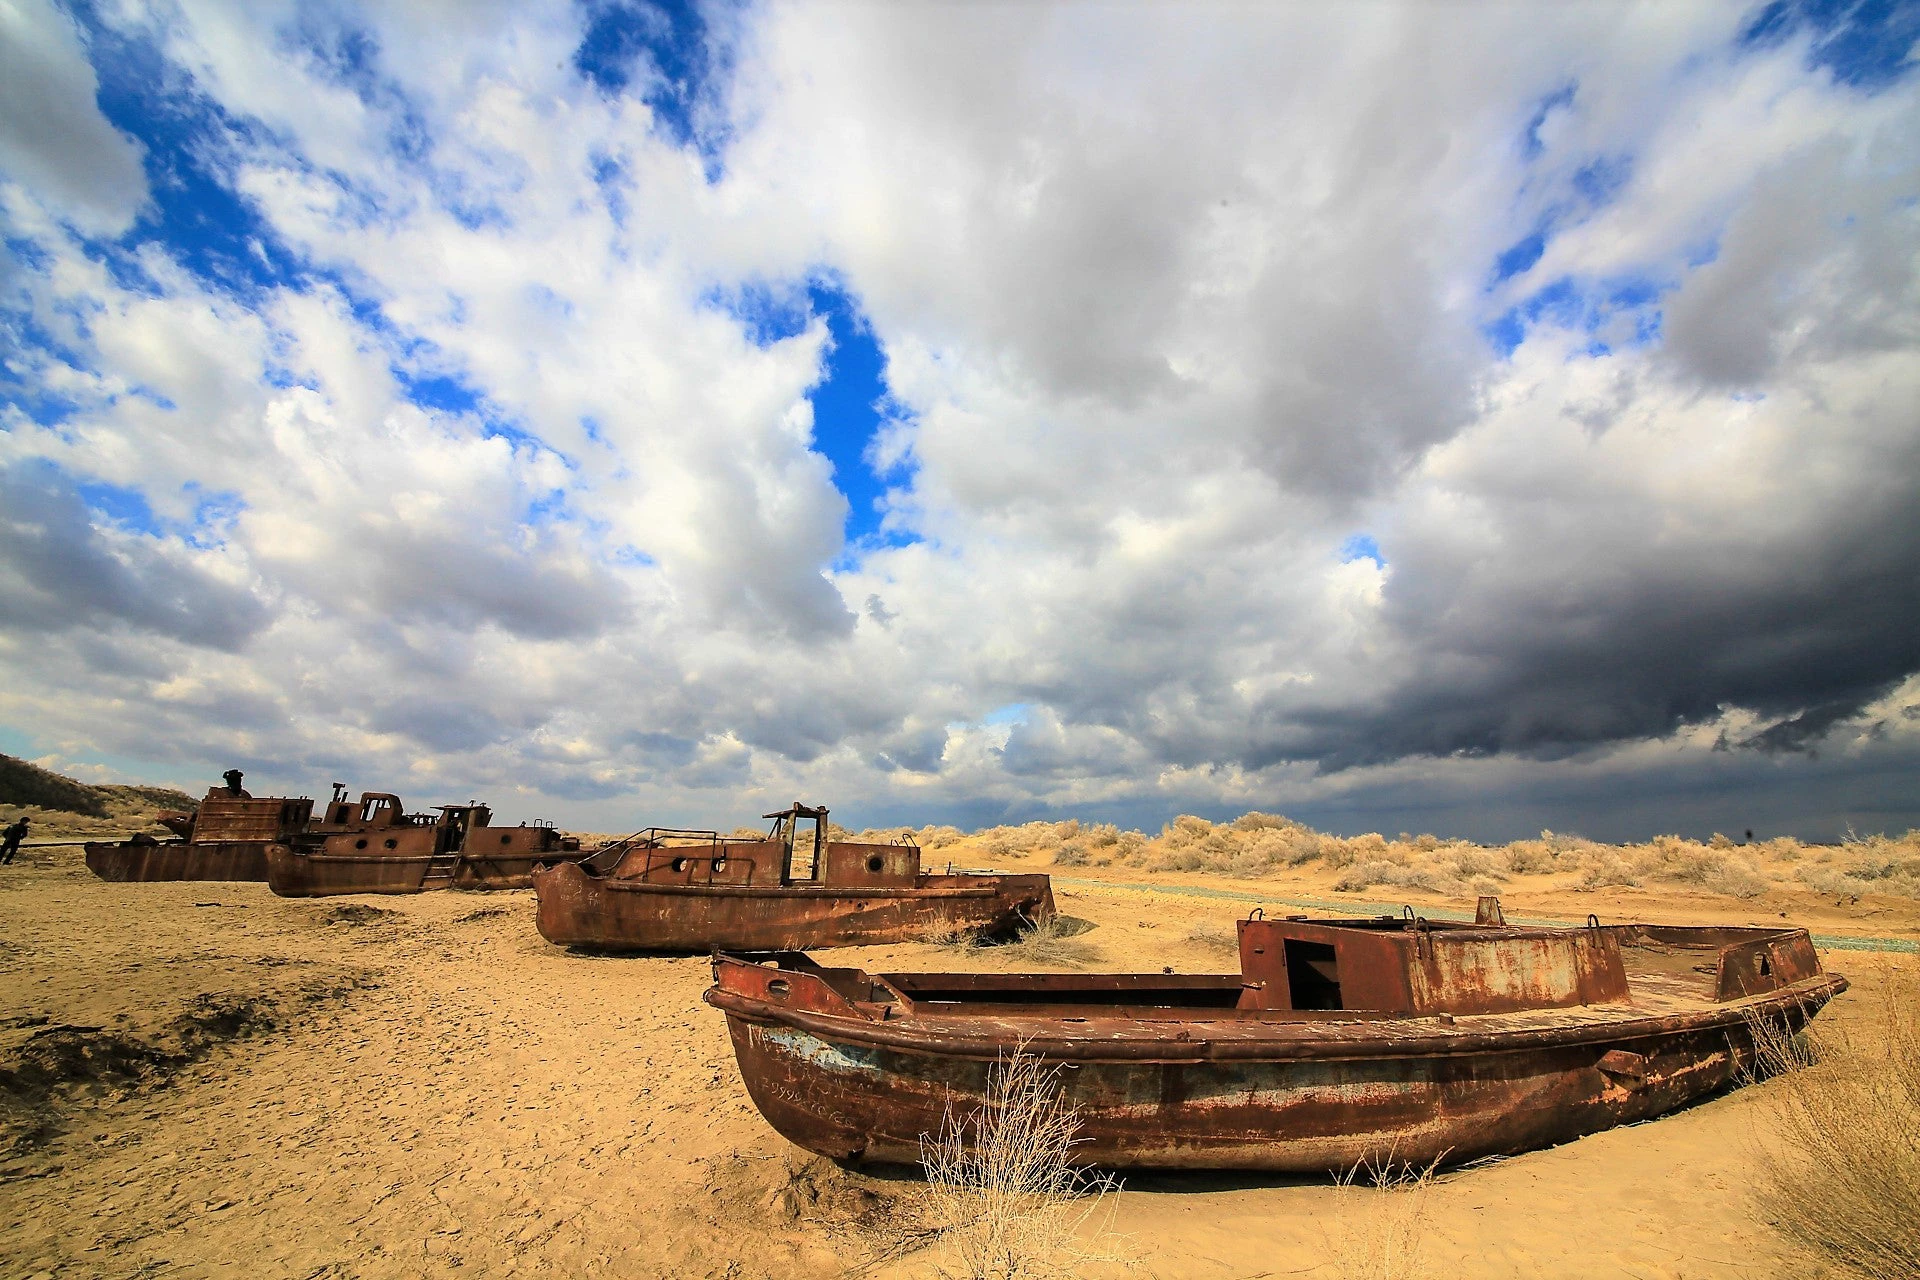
532, 861, 1057, 952
84, 840, 269, 883
265, 847, 564, 897
711, 976, 1844, 1172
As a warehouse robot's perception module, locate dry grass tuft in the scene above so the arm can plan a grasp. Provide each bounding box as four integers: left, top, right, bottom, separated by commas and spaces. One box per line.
921, 920, 985, 949
1323, 1151, 1443, 1280
917, 1048, 1123, 1280
995, 917, 1103, 968
922, 916, 1102, 967
1748, 966, 1920, 1279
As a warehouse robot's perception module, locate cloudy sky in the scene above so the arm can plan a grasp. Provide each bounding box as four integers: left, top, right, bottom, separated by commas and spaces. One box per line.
2, 0, 1916, 840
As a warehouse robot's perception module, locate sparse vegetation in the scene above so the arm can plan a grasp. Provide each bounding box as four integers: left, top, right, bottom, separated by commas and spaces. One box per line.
924, 916, 1104, 968
1747, 967, 1920, 1279
856, 809, 1920, 903
995, 917, 1103, 968
0, 753, 197, 841
1323, 1152, 1443, 1280
916, 1047, 1122, 1280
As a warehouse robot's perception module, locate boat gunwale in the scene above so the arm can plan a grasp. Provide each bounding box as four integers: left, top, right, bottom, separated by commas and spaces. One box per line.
537, 861, 1047, 901
705, 964, 1847, 1064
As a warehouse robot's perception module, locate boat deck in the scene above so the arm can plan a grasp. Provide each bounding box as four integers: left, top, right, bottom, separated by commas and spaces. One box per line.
766, 934, 1812, 1053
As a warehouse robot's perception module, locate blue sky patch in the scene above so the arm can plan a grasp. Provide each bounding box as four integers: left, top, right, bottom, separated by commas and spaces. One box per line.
76, 11, 304, 301
1492, 228, 1548, 283
574, 0, 733, 173
709, 279, 811, 347
399, 371, 483, 416
1341, 534, 1385, 568
1484, 273, 1667, 358
1740, 0, 1920, 89
77, 478, 161, 534
806, 281, 914, 548
1521, 84, 1576, 159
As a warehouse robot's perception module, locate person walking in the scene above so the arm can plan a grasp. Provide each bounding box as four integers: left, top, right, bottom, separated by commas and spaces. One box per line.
0, 816, 27, 864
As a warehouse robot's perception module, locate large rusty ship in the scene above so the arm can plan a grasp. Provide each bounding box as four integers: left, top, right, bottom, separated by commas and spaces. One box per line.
532, 803, 1056, 952
705, 904, 1845, 1171
85, 770, 323, 882
265, 792, 585, 896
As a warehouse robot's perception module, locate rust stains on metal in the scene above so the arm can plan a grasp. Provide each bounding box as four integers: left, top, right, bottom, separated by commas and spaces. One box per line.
88, 775, 587, 893
84, 775, 319, 882
704, 900, 1847, 1172
266, 794, 584, 897
532, 802, 1057, 953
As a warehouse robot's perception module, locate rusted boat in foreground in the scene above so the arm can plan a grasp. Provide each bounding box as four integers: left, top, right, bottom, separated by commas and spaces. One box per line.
85, 770, 315, 882
266, 794, 584, 897
533, 803, 1056, 952
705, 906, 1846, 1171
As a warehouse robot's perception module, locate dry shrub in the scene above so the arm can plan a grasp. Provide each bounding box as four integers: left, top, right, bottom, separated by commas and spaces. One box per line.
1333, 859, 1468, 896
1748, 967, 1920, 1279
1577, 851, 1641, 890
997, 917, 1103, 968
917, 1049, 1122, 1280
927, 917, 1103, 967
1053, 843, 1089, 867
1798, 854, 1920, 902
1324, 1152, 1442, 1280
922, 920, 984, 949
922, 810, 1920, 903
1637, 835, 1772, 898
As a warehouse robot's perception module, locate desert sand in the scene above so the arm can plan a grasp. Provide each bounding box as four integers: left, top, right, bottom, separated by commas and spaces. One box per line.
2, 839, 1913, 1279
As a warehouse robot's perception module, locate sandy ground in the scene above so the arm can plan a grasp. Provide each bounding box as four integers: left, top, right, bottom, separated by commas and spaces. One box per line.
2, 844, 1912, 1279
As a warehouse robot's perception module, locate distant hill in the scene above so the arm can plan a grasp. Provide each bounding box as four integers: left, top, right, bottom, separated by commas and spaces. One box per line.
0, 754, 197, 820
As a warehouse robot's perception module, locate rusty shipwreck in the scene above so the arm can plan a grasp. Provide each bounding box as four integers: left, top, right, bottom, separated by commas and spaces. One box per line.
266, 791, 584, 897
532, 803, 1056, 952
86, 770, 322, 882
705, 905, 1846, 1171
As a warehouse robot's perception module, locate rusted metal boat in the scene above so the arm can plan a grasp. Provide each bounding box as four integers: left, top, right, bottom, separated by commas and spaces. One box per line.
532, 803, 1056, 952
706, 905, 1846, 1171
85, 770, 316, 882
266, 793, 584, 897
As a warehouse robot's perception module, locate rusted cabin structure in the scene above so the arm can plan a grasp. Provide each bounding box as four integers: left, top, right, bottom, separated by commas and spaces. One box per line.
85, 772, 317, 882
533, 803, 1056, 952
266, 793, 583, 896
705, 905, 1845, 1171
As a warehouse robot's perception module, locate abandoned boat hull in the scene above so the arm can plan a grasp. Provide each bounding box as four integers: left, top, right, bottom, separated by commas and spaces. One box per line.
714, 985, 1838, 1171
532, 860, 1057, 952
83, 840, 269, 883
707, 913, 1847, 1171
265, 847, 572, 896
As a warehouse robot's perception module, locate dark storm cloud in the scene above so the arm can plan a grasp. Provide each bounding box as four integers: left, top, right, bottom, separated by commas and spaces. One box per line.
0, 464, 269, 651
1235, 457, 1920, 773
367, 697, 514, 753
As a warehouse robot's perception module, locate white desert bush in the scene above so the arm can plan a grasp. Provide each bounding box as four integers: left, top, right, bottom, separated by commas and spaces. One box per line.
1747, 966, 1920, 1278
918, 1049, 1122, 1280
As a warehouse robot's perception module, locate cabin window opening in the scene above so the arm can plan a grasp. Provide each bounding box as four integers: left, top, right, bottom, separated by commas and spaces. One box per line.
1758, 955, 1772, 977
671, 857, 689, 873
1285, 940, 1343, 1010
867, 854, 885, 874
383, 838, 398, 850
712, 857, 727, 875
500, 833, 512, 845
354, 838, 368, 850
